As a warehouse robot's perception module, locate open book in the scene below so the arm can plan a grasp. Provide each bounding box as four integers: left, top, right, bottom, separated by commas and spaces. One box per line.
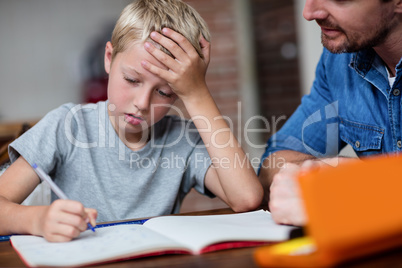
11, 210, 295, 267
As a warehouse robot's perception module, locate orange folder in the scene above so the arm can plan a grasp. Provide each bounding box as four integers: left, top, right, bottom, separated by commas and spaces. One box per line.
254, 154, 402, 267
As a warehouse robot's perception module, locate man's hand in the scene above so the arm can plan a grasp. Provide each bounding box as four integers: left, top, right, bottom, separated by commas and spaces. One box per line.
269, 157, 353, 226
269, 163, 307, 226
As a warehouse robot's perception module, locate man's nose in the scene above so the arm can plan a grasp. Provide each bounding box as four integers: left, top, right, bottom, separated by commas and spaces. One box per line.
303, 0, 328, 21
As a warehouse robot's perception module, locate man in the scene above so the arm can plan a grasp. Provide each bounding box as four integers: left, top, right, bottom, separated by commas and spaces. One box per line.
259, 0, 402, 226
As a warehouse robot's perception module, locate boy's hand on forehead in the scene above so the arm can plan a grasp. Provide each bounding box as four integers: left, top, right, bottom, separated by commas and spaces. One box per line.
142, 28, 211, 102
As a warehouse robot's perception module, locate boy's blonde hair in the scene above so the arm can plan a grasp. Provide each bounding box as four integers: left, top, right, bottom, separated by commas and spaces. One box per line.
111, 0, 210, 61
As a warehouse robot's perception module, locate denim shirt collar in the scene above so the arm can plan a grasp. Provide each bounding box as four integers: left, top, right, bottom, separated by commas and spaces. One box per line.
349, 48, 376, 76
395, 56, 402, 82
349, 49, 402, 98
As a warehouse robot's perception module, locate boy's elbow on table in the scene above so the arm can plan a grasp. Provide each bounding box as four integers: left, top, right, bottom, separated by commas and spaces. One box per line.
230, 190, 263, 213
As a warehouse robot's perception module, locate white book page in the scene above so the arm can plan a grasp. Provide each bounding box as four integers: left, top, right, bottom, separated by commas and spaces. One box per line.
11, 224, 187, 267
143, 210, 295, 254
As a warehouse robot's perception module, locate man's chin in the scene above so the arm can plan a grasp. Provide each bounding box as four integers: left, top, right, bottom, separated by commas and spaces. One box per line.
322, 38, 349, 54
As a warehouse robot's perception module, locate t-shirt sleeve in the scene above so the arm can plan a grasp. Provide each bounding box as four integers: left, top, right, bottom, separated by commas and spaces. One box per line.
177, 120, 214, 198
261, 49, 340, 164
185, 137, 214, 197
8, 104, 73, 175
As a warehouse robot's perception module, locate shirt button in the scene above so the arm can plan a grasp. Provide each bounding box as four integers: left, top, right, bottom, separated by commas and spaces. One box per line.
355, 141, 361, 148
398, 140, 402, 148
393, 89, 400, 96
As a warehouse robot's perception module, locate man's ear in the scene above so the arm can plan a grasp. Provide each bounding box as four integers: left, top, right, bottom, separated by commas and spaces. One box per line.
395, 0, 402, 13
104, 41, 113, 74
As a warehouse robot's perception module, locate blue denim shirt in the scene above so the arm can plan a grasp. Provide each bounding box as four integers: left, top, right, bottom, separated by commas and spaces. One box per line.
262, 48, 402, 162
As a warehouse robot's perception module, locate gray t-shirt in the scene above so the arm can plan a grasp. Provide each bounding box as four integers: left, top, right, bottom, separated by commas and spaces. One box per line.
9, 101, 213, 222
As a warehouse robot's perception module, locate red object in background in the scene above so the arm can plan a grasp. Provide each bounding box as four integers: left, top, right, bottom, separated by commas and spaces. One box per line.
83, 77, 108, 103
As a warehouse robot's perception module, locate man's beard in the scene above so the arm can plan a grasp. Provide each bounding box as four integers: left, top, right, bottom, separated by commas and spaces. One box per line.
318, 17, 393, 54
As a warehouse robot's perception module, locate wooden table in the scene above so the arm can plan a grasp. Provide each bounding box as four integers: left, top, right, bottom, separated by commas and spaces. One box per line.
1, 208, 402, 268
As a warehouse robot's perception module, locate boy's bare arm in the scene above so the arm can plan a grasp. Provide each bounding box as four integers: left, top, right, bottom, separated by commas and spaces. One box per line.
182, 92, 263, 212
142, 28, 263, 212
0, 157, 97, 241
0, 156, 42, 235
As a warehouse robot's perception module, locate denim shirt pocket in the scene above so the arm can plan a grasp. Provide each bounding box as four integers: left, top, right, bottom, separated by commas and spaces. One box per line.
339, 118, 384, 151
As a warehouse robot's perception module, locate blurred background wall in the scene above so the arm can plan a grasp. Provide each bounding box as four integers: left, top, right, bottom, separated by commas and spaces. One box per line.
0, 0, 322, 165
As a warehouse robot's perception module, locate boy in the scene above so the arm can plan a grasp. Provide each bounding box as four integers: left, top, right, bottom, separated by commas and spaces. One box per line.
0, 0, 263, 242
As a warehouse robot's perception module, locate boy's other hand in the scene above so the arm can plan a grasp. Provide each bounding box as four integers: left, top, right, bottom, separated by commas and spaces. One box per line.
36, 199, 97, 242
142, 28, 211, 101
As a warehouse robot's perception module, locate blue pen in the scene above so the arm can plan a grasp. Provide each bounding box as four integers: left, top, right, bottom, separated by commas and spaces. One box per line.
32, 164, 96, 232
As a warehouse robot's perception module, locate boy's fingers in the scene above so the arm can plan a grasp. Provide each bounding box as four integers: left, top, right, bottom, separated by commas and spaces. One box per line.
144, 42, 177, 71
46, 222, 81, 242
142, 59, 179, 86
141, 60, 168, 82
56, 211, 88, 232
84, 208, 98, 227
45, 233, 74, 243
152, 29, 197, 60
54, 199, 85, 215
161, 28, 194, 54
150, 31, 184, 60
52, 200, 95, 231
